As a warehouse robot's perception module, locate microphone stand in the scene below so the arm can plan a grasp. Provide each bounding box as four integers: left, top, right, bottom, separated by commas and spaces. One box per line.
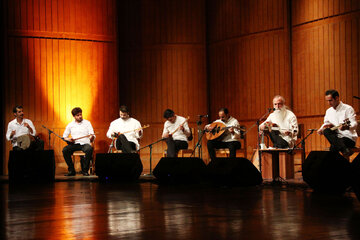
139, 138, 165, 176
193, 115, 206, 158
287, 129, 315, 155
243, 109, 273, 173
42, 125, 67, 149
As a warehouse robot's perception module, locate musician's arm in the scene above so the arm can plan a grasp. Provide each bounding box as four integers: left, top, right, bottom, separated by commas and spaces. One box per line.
183, 121, 191, 137
162, 123, 170, 138
259, 115, 271, 131
345, 107, 357, 131
231, 120, 241, 140
106, 123, 115, 139
63, 124, 73, 142
135, 122, 143, 139
88, 122, 96, 142
287, 115, 298, 136
25, 120, 36, 136
6, 123, 15, 141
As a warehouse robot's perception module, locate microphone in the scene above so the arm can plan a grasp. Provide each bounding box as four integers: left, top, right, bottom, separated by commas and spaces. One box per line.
268, 108, 275, 112
307, 128, 317, 131
353, 96, 360, 100
198, 114, 208, 118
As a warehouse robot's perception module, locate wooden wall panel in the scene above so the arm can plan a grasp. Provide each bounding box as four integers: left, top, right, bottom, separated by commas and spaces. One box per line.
2, 0, 118, 174
118, 0, 207, 171
207, 0, 291, 158
292, 4, 360, 156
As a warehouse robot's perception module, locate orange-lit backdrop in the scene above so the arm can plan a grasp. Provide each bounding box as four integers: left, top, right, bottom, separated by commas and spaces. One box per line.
3, 0, 118, 174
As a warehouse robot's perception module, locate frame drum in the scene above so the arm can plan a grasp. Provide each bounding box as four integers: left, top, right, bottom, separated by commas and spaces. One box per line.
16, 134, 34, 150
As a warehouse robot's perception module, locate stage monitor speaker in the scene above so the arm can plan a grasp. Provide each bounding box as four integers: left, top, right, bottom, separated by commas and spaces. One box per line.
153, 157, 206, 183
303, 151, 351, 193
95, 153, 143, 181
8, 150, 55, 183
351, 154, 360, 201
206, 158, 263, 186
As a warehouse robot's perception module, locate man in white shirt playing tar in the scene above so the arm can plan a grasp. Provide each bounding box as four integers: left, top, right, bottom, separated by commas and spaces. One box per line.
317, 89, 358, 157
6, 105, 44, 151
259, 95, 298, 148
205, 108, 241, 160
106, 105, 143, 153
62, 107, 95, 176
162, 109, 191, 157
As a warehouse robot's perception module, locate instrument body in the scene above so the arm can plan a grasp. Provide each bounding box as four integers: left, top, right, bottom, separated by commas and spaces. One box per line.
16, 134, 35, 150
323, 118, 350, 131
112, 125, 150, 150
205, 122, 243, 140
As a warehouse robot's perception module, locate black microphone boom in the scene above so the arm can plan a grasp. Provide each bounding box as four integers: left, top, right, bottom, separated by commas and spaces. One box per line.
353, 96, 360, 100
198, 114, 209, 118
307, 129, 318, 131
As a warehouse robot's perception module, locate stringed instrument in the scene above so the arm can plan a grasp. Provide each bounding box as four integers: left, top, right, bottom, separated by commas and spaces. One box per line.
323, 118, 350, 131
205, 122, 245, 140
66, 133, 97, 144
112, 124, 150, 138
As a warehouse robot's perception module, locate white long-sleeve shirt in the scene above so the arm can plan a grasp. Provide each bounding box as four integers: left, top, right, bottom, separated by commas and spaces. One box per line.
6, 118, 36, 147
206, 116, 241, 142
162, 115, 191, 142
63, 119, 95, 145
106, 117, 143, 150
320, 101, 358, 142
260, 109, 298, 145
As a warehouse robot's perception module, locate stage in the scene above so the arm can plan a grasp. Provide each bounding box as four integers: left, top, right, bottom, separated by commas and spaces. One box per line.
1, 177, 360, 240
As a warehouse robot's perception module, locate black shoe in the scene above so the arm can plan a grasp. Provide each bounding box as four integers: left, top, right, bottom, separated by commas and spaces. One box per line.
342, 148, 354, 158
65, 171, 76, 176
82, 172, 89, 176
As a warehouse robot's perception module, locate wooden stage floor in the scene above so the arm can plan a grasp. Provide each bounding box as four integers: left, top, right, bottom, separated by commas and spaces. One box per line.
1, 179, 360, 240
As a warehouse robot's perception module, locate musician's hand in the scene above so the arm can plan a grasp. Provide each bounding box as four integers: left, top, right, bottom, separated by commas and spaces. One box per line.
111, 133, 119, 138
179, 125, 184, 131
163, 132, 170, 139
10, 130, 16, 139
340, 125, 349, 131
229, 127, 235, 133
284, 131, 291, 136
89, 135, 95, 142
317, 128, 323, 135
64, 137, 74, 143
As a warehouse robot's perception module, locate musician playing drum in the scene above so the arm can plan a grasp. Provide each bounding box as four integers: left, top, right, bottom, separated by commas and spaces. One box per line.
162, 109, 191, 157
106, 105, 143, 153
6, 105, 44, 151
205, 108, 241, 160
259, 95, 298, 148
62, 107, 95, 176
317, 89, 358, 157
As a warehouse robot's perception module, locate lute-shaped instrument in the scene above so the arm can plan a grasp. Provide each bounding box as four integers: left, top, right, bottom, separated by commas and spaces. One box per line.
205, 122, 245, 140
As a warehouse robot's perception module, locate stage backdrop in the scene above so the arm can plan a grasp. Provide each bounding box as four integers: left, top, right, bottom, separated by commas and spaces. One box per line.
2, 0, 118, 174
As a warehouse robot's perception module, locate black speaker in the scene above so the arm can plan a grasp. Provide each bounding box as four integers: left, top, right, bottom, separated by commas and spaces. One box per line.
303, 151, 351, 193
206, 157, 263, 186
8, 150, 55, 182
351, 154, 360, 201
153, 157, 206, 183
95, 153, 143, 181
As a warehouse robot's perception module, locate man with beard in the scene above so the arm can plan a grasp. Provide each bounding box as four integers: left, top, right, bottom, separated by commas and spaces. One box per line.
62, 107, 95, 176
6, 105, 44, 151
106, 105, 143, 153
259, 95, 298, 148
317, 89, 357, 157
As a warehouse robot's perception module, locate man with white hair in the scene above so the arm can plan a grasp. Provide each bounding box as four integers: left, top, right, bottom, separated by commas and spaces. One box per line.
259, 95, 298, 148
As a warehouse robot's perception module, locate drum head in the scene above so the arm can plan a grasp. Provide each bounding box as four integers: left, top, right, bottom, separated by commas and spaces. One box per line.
16, 134, 31, 150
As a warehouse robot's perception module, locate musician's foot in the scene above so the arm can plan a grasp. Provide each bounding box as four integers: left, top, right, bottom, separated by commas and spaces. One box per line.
342, 148, 354, 157
64, 171, 76, 176
82, 171, 89, 176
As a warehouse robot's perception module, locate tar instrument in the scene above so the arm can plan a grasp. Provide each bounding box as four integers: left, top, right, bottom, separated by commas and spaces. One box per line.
112, 125, 150, 149
323, 118, 350, 131
16, 134, 35, 150
205, 122, 244, 140
66, 133, 97, 144
168, 117, 190, 136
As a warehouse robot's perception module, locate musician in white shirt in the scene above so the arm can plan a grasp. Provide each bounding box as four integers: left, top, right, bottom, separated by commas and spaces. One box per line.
205, 108, 241, 160
6, 105, 44, 151
317, 89, 358, 157
62, 107, 95, 176
259, 95, 298, 148
106, 105, 143, 153
162, 109, 191, 157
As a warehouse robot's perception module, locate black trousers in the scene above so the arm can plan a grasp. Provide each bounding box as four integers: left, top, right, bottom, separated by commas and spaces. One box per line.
62, 143, 93, 173
115, 134, 136, 153
207, 140, 241, 160
323, 128, 355, 152
268, 130, 289, 148
165, 138, 188, 157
